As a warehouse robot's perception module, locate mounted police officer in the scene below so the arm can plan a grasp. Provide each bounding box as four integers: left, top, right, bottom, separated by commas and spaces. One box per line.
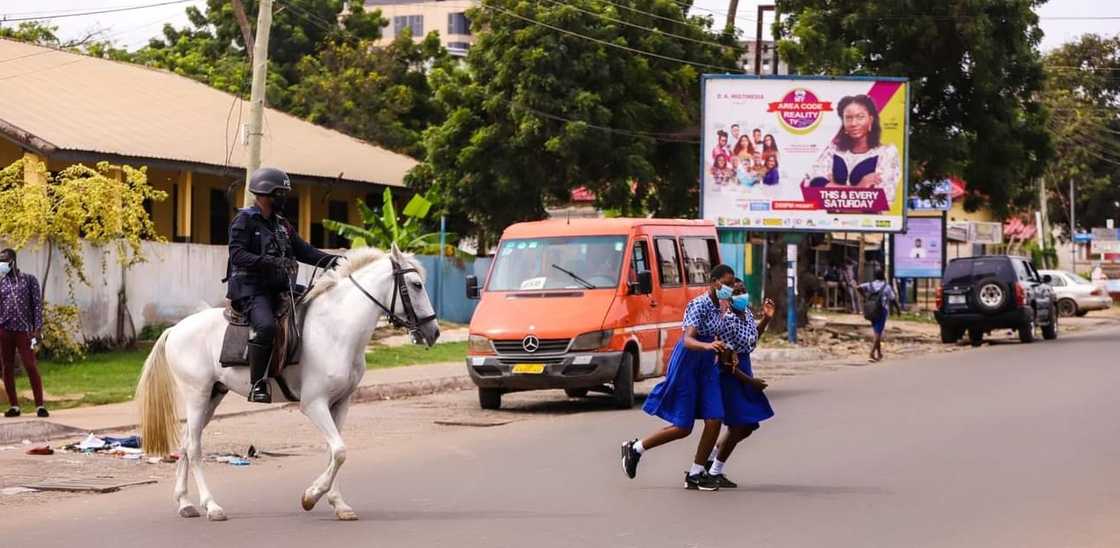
227, 167, 341, 403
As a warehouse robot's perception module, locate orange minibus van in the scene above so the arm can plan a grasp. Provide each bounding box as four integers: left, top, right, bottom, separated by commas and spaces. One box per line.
464, 218, 721, 410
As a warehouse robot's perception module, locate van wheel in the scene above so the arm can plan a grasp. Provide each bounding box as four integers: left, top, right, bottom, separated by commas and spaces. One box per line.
564, 388, 590, 398
612, 353, 635, 410
1018, 319, 1036, 343
968, 328, 983, 347
479, 388, 502, 410
940, 325, 961, 344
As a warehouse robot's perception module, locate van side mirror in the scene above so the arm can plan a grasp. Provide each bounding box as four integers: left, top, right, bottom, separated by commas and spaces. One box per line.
1041, 274, 1052, 284
630, 270, 653, 295
466, 275, 481, 300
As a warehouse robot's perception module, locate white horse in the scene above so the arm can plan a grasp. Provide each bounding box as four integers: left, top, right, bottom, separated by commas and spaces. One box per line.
136, 245, 440, 521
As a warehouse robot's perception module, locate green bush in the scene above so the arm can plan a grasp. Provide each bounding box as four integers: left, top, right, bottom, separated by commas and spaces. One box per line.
40, 304, 85, 362
139, 322, 172, 341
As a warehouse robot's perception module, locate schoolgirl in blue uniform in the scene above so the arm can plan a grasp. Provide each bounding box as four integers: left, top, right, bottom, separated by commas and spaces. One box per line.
706, 288, 775, 488
620, 264, 736, 491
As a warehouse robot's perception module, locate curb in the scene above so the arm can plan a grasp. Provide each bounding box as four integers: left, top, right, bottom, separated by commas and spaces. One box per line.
0, 375, 478, 444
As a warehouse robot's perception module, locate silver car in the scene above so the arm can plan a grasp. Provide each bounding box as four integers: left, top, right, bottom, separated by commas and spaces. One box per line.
1038, 270, 1114, 317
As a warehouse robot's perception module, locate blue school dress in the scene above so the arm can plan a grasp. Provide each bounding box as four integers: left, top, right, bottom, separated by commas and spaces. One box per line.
717, 310, 774, 427
642, 294, 725, 429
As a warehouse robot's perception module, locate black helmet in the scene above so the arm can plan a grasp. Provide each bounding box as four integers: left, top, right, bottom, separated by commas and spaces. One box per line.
249, 167, 291, 196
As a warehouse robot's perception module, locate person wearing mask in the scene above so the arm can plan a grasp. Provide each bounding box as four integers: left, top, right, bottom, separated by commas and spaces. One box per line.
226, 168, 342, 403
707, 290, 775, 487
0, 248, 47, 418
621, 264, 736, 491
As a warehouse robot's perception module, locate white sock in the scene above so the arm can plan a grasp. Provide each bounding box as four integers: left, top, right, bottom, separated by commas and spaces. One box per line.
708, 446, 719, 462
688, 463, 706, 476
709, 459, 726, 475
633, 440, 645, 454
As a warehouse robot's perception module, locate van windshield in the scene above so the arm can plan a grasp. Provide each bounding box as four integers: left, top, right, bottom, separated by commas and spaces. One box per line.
488, 236, 627, 291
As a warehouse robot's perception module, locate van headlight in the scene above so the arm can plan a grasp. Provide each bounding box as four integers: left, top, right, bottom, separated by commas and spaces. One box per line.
468, 335, 494, 355
569, 330, 613, 352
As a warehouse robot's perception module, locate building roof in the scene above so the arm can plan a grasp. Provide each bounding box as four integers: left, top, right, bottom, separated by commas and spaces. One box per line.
0, 39, 415, 187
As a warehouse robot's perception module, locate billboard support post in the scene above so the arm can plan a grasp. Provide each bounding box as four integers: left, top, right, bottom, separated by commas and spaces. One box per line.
786, 241, 797, 343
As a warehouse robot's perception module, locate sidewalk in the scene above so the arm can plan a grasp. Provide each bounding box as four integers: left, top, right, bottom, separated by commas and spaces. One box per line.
1, 361, 469, 443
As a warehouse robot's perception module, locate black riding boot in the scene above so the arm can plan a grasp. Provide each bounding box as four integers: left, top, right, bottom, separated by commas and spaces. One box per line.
247, 341, 273, 404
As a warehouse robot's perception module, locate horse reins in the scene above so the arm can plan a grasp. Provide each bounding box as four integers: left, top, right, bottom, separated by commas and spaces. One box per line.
348, 259, 437, 343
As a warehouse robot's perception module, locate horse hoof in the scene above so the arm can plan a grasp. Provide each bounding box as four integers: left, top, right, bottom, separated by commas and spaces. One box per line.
336, 510, 359, 521
301, 494, 317, 511
207, 508, 228, 522
178, 505, 201, 518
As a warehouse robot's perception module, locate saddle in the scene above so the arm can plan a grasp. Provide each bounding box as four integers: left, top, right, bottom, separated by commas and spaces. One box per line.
218, 295, 302, 373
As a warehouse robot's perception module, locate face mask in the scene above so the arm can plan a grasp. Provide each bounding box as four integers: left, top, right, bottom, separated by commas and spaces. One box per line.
731, 294, 750, 312
715, 284, 733, 300
271, 193, 288, 210
0, 262, 9, 275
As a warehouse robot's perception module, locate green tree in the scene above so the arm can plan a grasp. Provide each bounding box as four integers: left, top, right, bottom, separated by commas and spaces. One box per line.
288, 32, 453, 157
135, 0, 385, 103
776, 0, 1051, 215
413, 0, 739, 250
1040, 34, 1120, 235
322, 188, 464, 257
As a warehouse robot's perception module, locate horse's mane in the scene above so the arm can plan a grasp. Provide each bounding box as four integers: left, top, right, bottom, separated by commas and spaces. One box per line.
303, 247, 425, 302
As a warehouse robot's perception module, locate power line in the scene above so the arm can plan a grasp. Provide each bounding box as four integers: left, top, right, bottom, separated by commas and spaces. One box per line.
479, 1, 742, 73
277, 0, 705, 144
0, 0, 196, 23
543, 0, 746, 53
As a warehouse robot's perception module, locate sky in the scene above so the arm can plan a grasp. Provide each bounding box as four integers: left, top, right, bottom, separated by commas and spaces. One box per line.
0, 0, 1116, 52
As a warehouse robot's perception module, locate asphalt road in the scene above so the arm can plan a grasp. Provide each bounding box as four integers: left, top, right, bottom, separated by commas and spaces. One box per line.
7, 326, 1120, 548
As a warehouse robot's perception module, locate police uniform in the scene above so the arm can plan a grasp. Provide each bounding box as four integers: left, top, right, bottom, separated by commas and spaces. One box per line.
227, 167, 338, 403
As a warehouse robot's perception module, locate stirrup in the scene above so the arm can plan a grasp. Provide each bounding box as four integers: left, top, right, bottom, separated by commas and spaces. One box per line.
248, 379, 272, 403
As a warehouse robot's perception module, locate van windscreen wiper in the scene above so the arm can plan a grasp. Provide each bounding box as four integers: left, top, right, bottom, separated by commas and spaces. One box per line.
551, 264, 596, 289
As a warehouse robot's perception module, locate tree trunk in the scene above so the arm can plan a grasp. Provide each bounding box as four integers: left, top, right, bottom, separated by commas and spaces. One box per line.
725, 0, 740, 35
763, 234, 811, 335
41, 240, 52, 301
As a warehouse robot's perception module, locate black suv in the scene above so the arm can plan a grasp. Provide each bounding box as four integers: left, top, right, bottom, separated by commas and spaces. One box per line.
935, 255, 1058, 346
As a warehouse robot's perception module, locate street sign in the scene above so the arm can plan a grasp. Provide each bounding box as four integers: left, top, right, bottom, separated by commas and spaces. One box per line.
1073, 232, 1093, 243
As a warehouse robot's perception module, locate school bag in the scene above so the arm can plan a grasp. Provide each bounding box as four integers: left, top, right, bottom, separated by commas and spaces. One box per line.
862, 283, 886, 323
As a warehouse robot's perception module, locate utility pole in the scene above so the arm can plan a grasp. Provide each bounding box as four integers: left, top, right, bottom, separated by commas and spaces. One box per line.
1038, 177, 1049, 248
242, 0, 274, 207
1070, 179, 1076, 270
725, 0, 740, 35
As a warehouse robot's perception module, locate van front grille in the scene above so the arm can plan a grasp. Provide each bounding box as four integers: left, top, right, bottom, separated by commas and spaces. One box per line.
492, 338, 570, 355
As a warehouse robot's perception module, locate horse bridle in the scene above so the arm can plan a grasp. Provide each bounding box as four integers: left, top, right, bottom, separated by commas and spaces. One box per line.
348, 259, 437, 343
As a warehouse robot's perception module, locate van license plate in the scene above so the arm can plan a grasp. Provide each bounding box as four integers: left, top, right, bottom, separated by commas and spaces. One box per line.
948, 295, 966, 305
512, 364, 545, 374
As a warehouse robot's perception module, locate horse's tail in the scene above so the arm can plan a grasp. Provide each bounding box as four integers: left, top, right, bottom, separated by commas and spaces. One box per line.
137, 328, 179, 456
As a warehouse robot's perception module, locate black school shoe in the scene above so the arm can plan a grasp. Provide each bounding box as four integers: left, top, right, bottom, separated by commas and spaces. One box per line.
709, 473, 738, 489
36, 407, 49, 418
4, 407, 19, 418
621, 439, 642, 479
685, 471, 720, 491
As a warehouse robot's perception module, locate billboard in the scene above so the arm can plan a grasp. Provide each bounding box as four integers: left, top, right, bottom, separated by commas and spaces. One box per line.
969, 221, 1003, 245
908, 179, 952, 211
701, 76, 909, 232
893, 217, 944, 278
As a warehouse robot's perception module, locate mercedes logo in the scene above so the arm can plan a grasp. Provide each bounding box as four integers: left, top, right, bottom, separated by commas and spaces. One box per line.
522, 335, 540, 353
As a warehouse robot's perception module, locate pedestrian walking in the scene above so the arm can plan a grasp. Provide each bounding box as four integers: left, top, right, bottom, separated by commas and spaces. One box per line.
706, 291, 776, 488
620, 264, 735, 491
0, 248, 47, 418
859, 269, 899, 362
